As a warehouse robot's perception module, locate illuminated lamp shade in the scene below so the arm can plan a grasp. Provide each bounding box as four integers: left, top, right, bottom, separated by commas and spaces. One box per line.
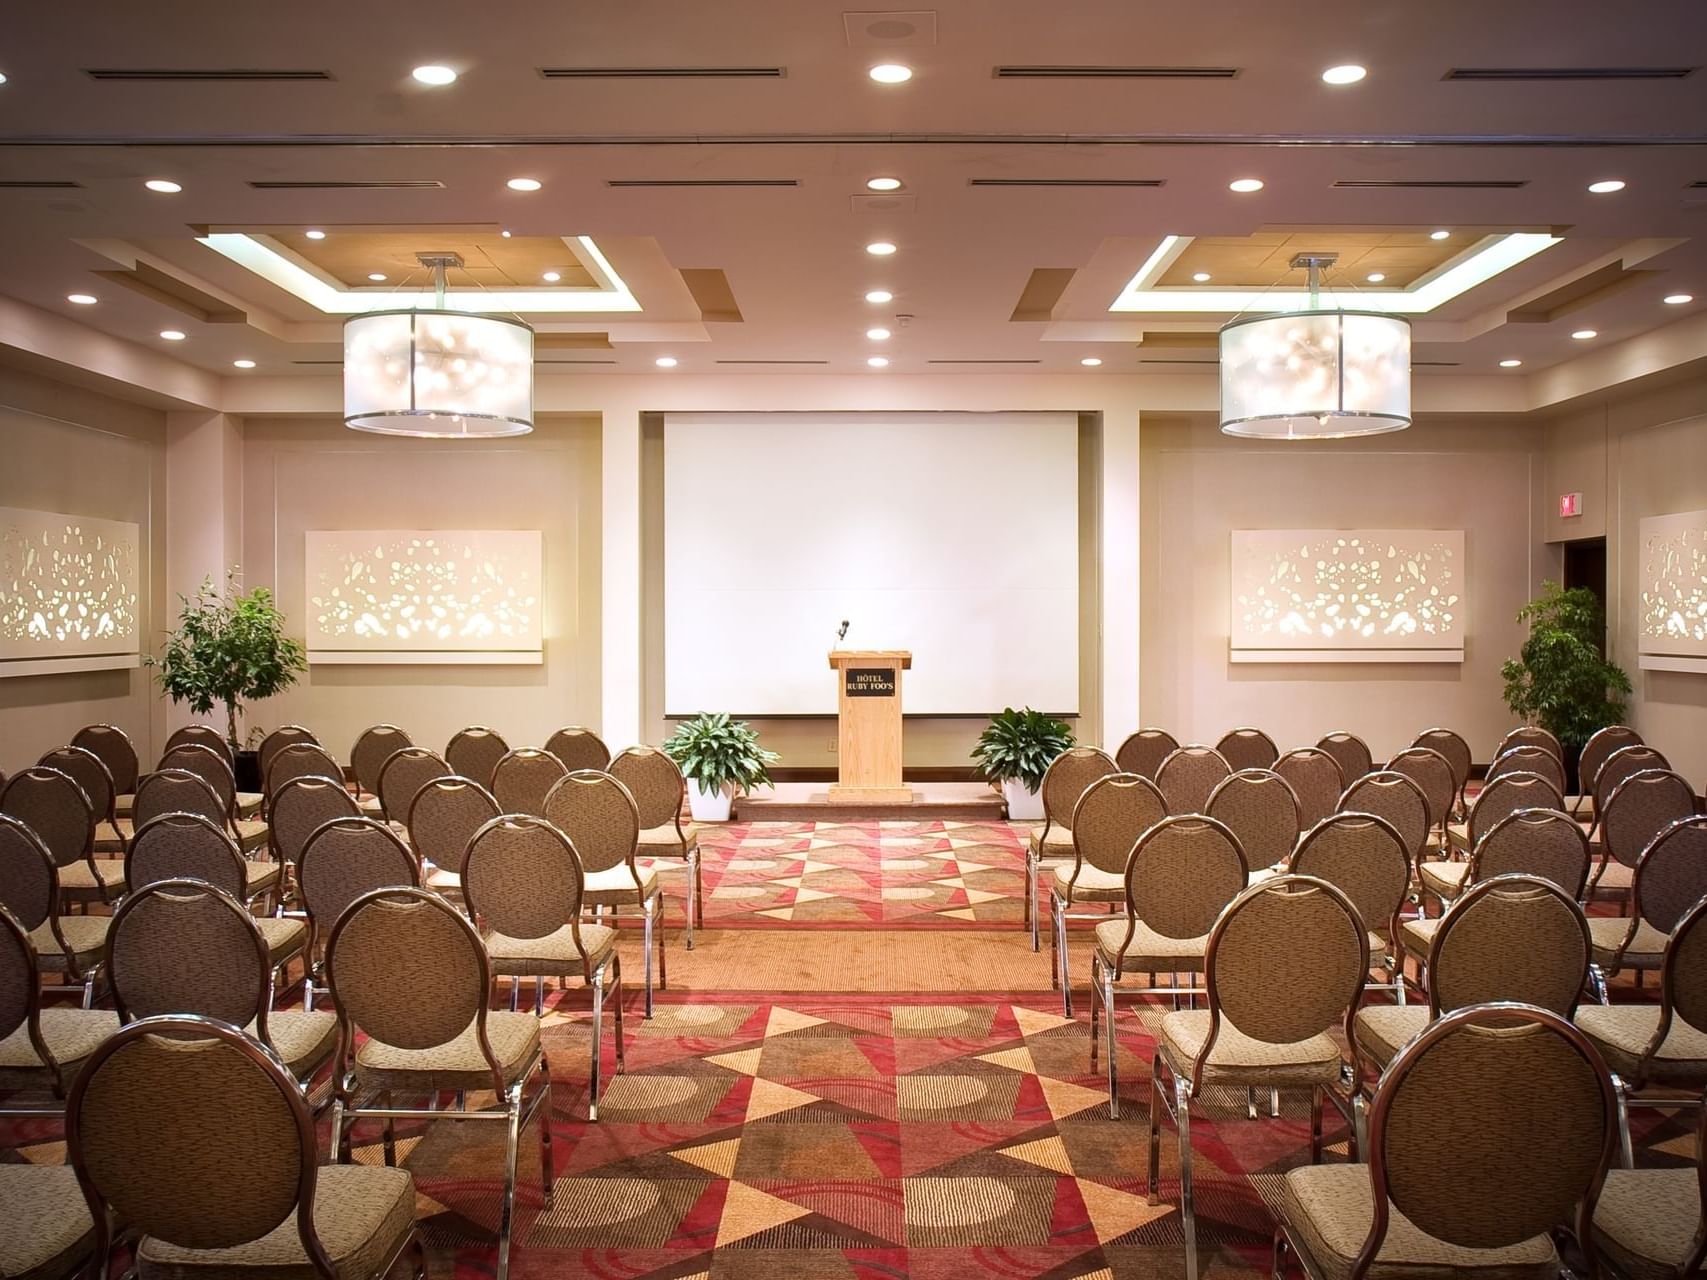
344, 310, 534, 437
1219, 310, 1411, 439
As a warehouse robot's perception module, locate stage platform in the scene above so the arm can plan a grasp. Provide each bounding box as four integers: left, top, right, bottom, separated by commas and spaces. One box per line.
732, 780, 1008, 822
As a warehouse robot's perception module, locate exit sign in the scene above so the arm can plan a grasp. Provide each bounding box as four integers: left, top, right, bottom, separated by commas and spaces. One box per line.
1559, 492, 1583, 519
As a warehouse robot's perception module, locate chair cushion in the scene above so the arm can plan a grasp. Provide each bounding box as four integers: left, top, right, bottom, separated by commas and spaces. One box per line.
28, 916, 110, 975
1160, 1010, 1344, 1089
1247, 865, 1284, 888
424, 866, 462, 894
93, 821, 128, 854
1593, 1168, 1702, 1280
1575, 1006, 1707, 1087
58, 859, 126, 899
1352, 1006, 1430, 1072
1419, 860, 1471, 900
136, 1164, 415, 1280
638, 821, 698, 855
1094, 917, 1209, 973
243, 859, 282, 897
255, 1011, 338, 1082
1399, 916, 1441, 961
235, 791, 264, 818
582, 863, 660, 907
1444, 823, 1471, 855
1050, 863, 1124, 903
0, 1009, 121, 1090
1588, 860, 1634, 899
484, 922, 616, 976
113, 793, 134, 818
355, 1011, 541, 1093
1027, 824, 1075, 860
1279, 1164, 1559, 1280
234, 819, 270, 855
0, 1164, 95, 1280
1587, 917, 1667, 970
256, 916, 308, 967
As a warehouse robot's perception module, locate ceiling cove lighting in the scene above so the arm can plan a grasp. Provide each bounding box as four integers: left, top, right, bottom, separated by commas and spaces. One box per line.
868, 64, 912, 84
866, 176, 903, 192
1587, 179, 1626, 193
144, 178, 182, 193
1219, 252, 1411, 440
864, 289, 893, 303
411, 64, 458, 86
866, 327, 891, 340
1229, 177, 1264, 193
506, 177, 542, 191
343, 252, 533, 438
1321, 64, 1367, 85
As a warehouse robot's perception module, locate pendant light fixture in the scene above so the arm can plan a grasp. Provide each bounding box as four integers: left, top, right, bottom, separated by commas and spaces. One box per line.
343, 252, 534, 438
1219, 252, 1411, 439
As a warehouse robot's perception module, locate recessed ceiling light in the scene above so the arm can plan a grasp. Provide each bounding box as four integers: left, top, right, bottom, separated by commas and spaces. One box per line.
411, 64, 458, 86
1587, 179, 1626, 194
866, 327, 892, 341
144, 178, 182, 194
1664, 293, 1694, 305
500, 229, 512, 238
1430, 229, 1451, 240
0, 73, 8, 86
866, 241, 897, 256
866, 176, 904, 192
1228, 177, 1264, 193
232, 359, 257, 369
864, 289, 894, 304
542, 271, 561, 283
367, 272, 387, 282
1191, 272, 1212, 283
1366, 272, 1386, 283
655, 356, 678, 368
867, 355, 890, 368
1571, 328, 1597, 340
66, 293, 97, 305
1499, 358, 1522, 368
507, 177, 542, 192
159, 329, 186, 341
869, 64, 912, 84
304, 229, 326, 240
1080, 357, 1103, 367
1321, 64, 1367, 85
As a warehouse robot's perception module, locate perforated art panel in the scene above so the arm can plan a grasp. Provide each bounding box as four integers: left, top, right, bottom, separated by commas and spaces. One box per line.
1638, 510, 1707, 662
0, 507, 140, 663
1230, 529, 1465, 662
305, 530, 542, 663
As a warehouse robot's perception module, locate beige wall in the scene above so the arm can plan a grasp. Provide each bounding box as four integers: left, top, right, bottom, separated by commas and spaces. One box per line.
0, 368, 168, 775
238, 416, 602, 764
1140, 414, 1546, 764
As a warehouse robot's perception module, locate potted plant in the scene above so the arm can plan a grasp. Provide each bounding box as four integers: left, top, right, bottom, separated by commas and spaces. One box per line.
662, 712, 780, 822
1500, 580, 1631, 793
971, 707, 1075, 820
149, 570, 308, 791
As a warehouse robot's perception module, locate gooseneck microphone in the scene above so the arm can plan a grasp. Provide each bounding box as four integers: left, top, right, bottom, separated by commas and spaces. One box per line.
836, 619, 850, 643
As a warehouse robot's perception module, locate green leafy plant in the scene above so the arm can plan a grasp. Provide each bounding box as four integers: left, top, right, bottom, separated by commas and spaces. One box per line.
662, 712, 780, 795
148, 570, 307, 750
971, 707, 1075, 792
1500, 581, 1630, 750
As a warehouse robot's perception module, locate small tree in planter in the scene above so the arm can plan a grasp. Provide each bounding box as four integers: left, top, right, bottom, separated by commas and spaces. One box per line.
662, 712, 780, 821
149, 570, 307, 788
1500, 580, 1630, 790
971, 707, 1074, 820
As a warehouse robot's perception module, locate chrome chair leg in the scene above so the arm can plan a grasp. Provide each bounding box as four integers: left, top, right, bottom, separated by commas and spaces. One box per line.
642, 895, 655, 1019
1272, 1226, 1290, 1280
1088, 955, 1102, 1069
589, 962, 604, 1121
1177, 1072, 1200, 1280
612, 954, 627, 1072
1247, 1087, 1259, 1120
1309, 1085, 1323, 1163
1026, 853, 1040, 950
1147, 1056, 1163, 1200
1613, 1076, 1635, 1168
1103, 967, 1120, 1117
684, 847, 699, 950
535, 974, 545, 1011
537, 1054, 555, 1206
497, 1082, 523, 1280
655, 887, 668, 993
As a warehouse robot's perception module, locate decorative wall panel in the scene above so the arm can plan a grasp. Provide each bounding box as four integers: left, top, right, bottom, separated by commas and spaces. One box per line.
1637, 509, 1707, 671
305, 530, 543, 664
1230, 529, 1465, 663
0, 506, 141, 675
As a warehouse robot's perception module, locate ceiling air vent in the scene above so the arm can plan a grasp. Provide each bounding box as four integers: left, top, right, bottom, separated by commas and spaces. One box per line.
539, 66, 786, 79
1444, 66, 1696, 81
927, 359, 1042, 365
1688, 181, 1707, 189
0, 180, 82, 189
1334, 179, 1528, 189
994, 65, 1239, 79
608, 179, 799, 188
249, 180, 444, 190
971, 178, 1165, 188
84, 67, 333, 81
715, 359, 829, 365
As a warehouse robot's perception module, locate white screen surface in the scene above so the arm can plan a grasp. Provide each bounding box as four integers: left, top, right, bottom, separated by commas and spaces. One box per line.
663, 411, 1080, 716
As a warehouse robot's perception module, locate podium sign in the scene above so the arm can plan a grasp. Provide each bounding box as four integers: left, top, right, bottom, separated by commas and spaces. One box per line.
828, 650, 912, 804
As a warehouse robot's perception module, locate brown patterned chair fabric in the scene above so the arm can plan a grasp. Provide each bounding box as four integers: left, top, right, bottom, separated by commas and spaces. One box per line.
1595, 745, 1673, 818
1591, 1104, 1707, 1280
1467, 771, 1566, 846
1100, 814, 1249, 975
298, 818, 421, 947
350, 724, 412, 800
1277, 1005, 1616, 1280
265, 741, 344, 798
163, 723, 233, 763
0, 814, 104, 996
1578, 726, 1645, 812
1337, 770, 1432, 866
1429, 876, 1591, 1018
544, 771, 642, 880
0, 901, 119, 1097
406, 775, 500, 893
1579, 892, 1707, 1100
67, 1015, 419, 1280
37, 747, 116, 824
1410, 728, 1473, 816
463, 814, 603, 976
1602, 770, 1698, 872
159, 743, 241, 819
492, 748, 570, 819
126, 813, 253, 900
0, 1162, 95, 1280
1115, 728, 1178, 781
446, 726, 509, 791
1496, 725, 1565, 763
132, 769, 227, 830
1274, 748, 1346, 831
1589, 816, 1707, 980
1060, 773, 1166, 898
1206, 769, 1301, 872
1488, 744, 1568, 798
546, 726, 612, 773
71, 723, 139, 796
268, 775, 361, 873
1037, 747, 1119, 838
1291, 812, 1411, 953
0, 767, 96, 872
1315, 731, 1374, 786
1472, 810, 1593, 900
257, 725, 319, 789
1384, 746, 1456, 838
1155, 746, 1232, 816
376, 747, 454, 824
1214, 727, 1279, 774
608, 745, 690, 835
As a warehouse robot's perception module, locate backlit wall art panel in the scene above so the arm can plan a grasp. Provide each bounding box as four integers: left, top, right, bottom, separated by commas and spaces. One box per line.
1230, 529, 1465, 663
305, 530, 543, 664
0, 506, 141, 676
1637, 509, 1707, 672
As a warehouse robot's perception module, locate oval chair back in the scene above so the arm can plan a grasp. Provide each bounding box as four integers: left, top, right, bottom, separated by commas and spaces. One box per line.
0, 813, 59, 932
546, 726, 611, 773
1577, 726, 1644, 812
0, 902, 40, 1048
1036, 747, 1118, 838
406, 775, 499, 876
265, 741, 343, 799
1214, 727, 1279, 773
1471, 810, 1593, 901
1488, 745, 1567, 797
607, 746, 689, 833
1410, 728, 1472, 816
463, 815, 594, 966
1064, 773, 1165, 889
1117, 814, 1248, 950
1385, 746, 1456, 837
1155, 746, 1232, 816
1274, 747, 1346, 831
1496, 725, 1564, 763
1337, 770, 1432, 867
445, 726, 509, 790
1594, 745, 1672, 817
268, 775, 360, 873
1427, 875, 1591, 1018
1290, 812, 1410, 948
257, 726, 319, 790
350, 724, 413, 800
1466, 771, 1565, 848
37, 746, 116, 824
163, 723, 232, 764
543, 770, 640, 877
1602, 769, 1698, 871
1633, 817, 1707, 939
132, 769, 226, 831
493, 748, 570, 818
1115, 728, 1178, 781
126, 813, 247, 900
297, 817, 421, 950
377, 747, 453, 824
70, 724, 139, 796
1315, 731, 1373, 786
0, 767, 95, 870
108, 879, 271, 1030
158, 743, 238, 824
1206, 769, 1301, 872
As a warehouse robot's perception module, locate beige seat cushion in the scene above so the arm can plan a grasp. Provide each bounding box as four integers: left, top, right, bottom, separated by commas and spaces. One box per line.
0, 1009, 121, 1090
93, 821, 128, 854
257, 1010, 338, 1081
582, 863, 660, 907
1160, 1010, 1344, 1089
638, 821, 699, 855
424, 866, 463, 894
357, 793, 384, 815
1399, 916, 1440, 962
234, 819, 270, 855
235, 791, 264, 818
354, 1011, 541, 1093
256, 916, 308, 967
1587, 917, 1667, 970
58, 858, 126, 900
1279, 1164, 1559, 1280
1094, 917, 1209, 973
28, 915, 110, 974
113, 793, 134, 818
1418, 859, 1471, 900
242, 859, 282, 898
1588, 860, 1634, 899
1027, 824, 1075, 861
1593, 1167, 1702, 1280
484, 922, 616, 976
1352, 1006, 1430, 1072
1444, 823, 1472, 855
0, 1164, 94, 1280
1050, 863, 1124, 903
1576, 1005, 1707, 1087
136, 1164, 415, 1280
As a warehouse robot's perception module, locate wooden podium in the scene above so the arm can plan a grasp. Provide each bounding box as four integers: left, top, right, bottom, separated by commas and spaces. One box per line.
827, 650, 912, 804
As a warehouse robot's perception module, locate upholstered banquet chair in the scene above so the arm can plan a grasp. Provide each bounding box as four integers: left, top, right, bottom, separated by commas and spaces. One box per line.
493, 746, 570, 819
264, 740, 345, 800
546, 725, 612, 773
1273, 747, 1345, 832
257, 724, 319, 793
1584, 815, 1707, 1004
130, 773, 280, 909
37, 746, 119, 853
0, 813, 107, 1007
1214, 726, 1279, 773
1589, 768, 1697, 903
164, 723, 263, 815
609, 744, 703, 945
1206, 768, 1301, 880
70, 723, 139, 818
406, 773, 500, 897
1290, 812, 1411, 1001
1, 765, 114, 905
350, 722, 412, 804
1592, 745, 1674, 837
1591, 1103, 1707, 1279
1384, 745, 1456, 848
1487, 743, 1568, 798
446, 725, 509, 790
0, 902, 118, 1119
1154, 745, 1232, 816
266, 774, 362, 907
0, 1160, 94, 1280
1023, 746, 1118, 950
376, 746, 453, 824
1114, 727, 1177, 781
1574, 724, 1645, 817
157, 742, 269, 853
1495, 723, 1565, 763
1410, 727, 1473, 821
1315, 730, 1373, 786
1427, 770, 1564, 903
1337, 769, 1432, 872
296, 816, 421, 1011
